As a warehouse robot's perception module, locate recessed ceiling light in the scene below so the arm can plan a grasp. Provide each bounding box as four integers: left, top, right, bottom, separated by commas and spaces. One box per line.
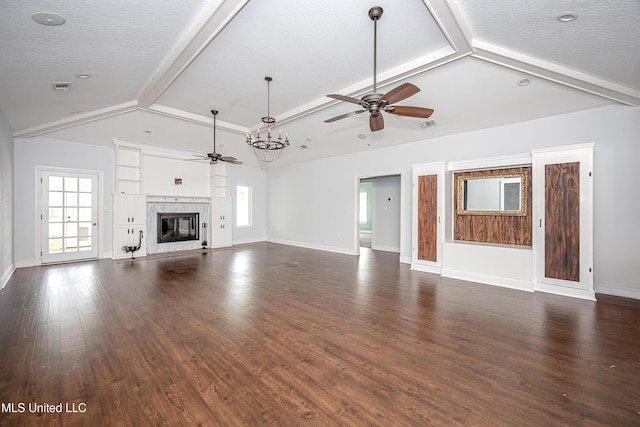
556, 13, 578, 23
357, 133, 368, 139
518, 78, 531, 86
144, 130, 152, 134
75, 73, 91, 79
32, 12, 66, 26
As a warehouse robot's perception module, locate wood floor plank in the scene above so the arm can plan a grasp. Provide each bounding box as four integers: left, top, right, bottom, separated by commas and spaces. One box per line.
1, 242, 639, 425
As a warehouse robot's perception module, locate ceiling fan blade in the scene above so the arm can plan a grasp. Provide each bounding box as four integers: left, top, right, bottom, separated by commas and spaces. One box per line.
221, 156, 243, 165
324, 110, 366, 123
326, 94, 363, 105
370, 114, 384, 132
381, 83, 420, 105
387, 105, 434, 119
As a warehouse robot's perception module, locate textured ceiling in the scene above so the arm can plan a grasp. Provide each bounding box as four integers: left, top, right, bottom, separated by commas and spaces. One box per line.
1, 0, 638, 167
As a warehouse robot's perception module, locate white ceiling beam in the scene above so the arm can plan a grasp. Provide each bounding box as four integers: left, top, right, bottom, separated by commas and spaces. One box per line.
137, 0, 250, 109
423, 0, 474, 54
13, 102, 138, 138
473, 40, 640, 106
143, 104, 247, 134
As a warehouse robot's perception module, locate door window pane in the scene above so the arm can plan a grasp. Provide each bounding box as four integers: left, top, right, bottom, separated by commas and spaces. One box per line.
49, 192, 63, 206
78, 178, 92, 192
49, 176, 63, 191
64, 177, 78, 192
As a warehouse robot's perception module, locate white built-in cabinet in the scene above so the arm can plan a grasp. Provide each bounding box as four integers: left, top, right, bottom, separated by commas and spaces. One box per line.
113, 194, 147, 259
211, 197, 232, 248
532, 143, 594, 300
210, 162, 233, 248
411, 161, 446, 274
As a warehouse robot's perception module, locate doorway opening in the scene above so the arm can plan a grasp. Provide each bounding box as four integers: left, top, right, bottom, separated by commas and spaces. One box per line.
357, 174, 401, 254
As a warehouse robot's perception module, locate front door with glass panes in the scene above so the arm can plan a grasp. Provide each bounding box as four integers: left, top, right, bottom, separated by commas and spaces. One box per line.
40, 170, 99, 263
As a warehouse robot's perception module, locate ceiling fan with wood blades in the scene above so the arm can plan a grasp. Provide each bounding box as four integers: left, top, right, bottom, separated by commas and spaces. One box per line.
190, 110, 242, 165
324, 6, 434, 132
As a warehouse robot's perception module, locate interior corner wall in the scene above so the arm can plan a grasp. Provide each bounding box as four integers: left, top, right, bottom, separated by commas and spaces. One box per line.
230, 165, 267, 243
13, 136, 115, 266
0, 111, 14, 289
266, 104, 640, 299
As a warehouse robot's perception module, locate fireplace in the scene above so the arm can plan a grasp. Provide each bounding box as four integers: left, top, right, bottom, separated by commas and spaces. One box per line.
157, 212, 199, 243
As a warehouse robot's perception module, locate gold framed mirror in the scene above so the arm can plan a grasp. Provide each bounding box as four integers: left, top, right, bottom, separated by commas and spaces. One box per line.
456, 172, 527, 216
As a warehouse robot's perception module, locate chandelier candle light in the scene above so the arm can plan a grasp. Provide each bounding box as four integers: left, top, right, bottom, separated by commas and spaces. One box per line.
246, 76, 290, 163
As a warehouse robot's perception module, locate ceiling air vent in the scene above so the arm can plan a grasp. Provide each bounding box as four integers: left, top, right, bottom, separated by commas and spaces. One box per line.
420, 120, 436, 129
298, 144, 309, 150
52, 82, 72, 92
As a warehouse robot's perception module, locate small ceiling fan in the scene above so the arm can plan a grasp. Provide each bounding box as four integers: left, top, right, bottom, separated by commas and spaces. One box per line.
191, 110, 242, 165
324, 6, 434, 132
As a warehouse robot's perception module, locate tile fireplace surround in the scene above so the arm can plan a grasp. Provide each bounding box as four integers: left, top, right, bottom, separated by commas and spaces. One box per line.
146, 202, 211, 254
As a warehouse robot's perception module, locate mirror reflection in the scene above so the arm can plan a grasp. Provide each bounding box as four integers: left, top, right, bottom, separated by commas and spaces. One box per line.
457, 173, 527, 216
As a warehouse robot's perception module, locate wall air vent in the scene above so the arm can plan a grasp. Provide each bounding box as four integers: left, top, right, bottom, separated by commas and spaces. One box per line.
52, 82, 72, 92
420, 120, 437, 129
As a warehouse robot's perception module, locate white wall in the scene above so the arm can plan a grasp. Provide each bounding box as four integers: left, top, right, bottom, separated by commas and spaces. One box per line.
231, 165, 267, 243
13, 136, 115, 266
267, 104, 640, 298
0, 112, 14, 289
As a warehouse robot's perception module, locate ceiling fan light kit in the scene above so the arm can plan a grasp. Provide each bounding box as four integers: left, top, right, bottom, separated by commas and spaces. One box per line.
246, 76, 290, 163
324, 6, 435, 132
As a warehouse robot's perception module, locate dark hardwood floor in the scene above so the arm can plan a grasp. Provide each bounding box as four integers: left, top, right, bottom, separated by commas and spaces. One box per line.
1, 242, 639, 426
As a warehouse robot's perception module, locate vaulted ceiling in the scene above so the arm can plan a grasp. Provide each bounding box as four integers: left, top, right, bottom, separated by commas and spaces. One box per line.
2, 0, 638, 167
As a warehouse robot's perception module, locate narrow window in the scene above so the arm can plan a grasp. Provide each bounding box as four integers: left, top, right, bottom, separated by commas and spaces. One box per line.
236, 185, 252, 227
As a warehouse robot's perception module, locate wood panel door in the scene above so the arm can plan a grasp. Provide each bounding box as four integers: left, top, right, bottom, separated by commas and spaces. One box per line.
412, 162, 445, 273
532, 144, 593, 300
418, 175, 437, 262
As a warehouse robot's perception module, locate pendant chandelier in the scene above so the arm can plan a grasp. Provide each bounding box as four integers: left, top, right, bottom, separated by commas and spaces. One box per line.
246, 76, 290, 163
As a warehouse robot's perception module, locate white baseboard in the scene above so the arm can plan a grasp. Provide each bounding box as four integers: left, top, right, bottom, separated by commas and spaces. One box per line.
594, 284, 640, 300
371, 244, 400, 253
232, 237, 267, 245
15, 259, 35, 268
411, 263, 442, 275
267, 238, 357, 256
442, 268, 534, 293
534, 282, 596, 301
1, 263, 16, 290
399, 255, 412, 264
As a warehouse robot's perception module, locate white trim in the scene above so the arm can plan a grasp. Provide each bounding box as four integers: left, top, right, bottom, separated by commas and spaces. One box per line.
371, 245, 400, 253
267, 238, 357, 256
411, 263, 442, 274
534, 282, 596, 301
232, 237, 267, 245
595, 285, 640, 301
447, 153, 532, 171
472, 40, 640, 106
0, 263, 15, 290
441, 268, 534, 293
35, 166, 104, 265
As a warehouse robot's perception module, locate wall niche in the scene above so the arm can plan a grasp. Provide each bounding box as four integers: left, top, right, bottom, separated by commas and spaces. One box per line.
454, 166, 532, 246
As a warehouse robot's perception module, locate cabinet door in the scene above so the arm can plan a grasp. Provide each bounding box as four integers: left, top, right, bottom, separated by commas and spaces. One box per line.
129, 195, 146, 224
211, 222, 232, 247
411, 162, 445, 273
114, 195, 131, 225
533, 145, 593, 299
212, 197, 232, 222
114, 194, 146, 225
